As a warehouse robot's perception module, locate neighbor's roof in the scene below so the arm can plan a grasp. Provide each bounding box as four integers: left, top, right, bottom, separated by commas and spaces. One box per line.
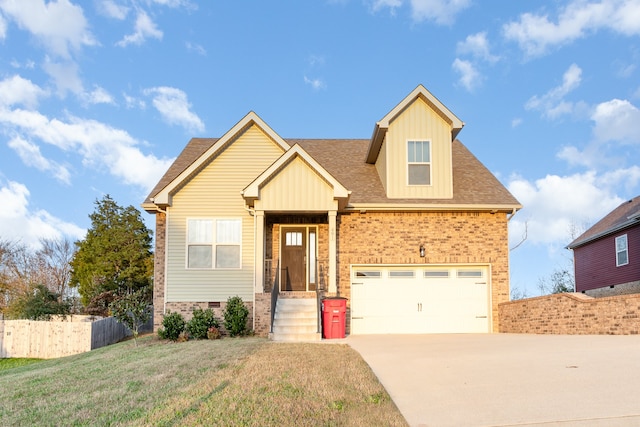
568, 196, 640, 249
145, 137, 520, 210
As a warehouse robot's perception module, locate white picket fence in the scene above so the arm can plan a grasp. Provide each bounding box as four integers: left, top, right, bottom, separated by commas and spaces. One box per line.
0, 315, 143, 359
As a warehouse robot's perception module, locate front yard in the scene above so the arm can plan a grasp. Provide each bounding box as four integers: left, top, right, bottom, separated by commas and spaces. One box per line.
0, 336, 407, 426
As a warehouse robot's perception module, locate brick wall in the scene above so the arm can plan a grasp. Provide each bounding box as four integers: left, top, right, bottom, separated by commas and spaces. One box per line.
337, 211, 511, 332
499, 293, 640, 334
153, 212, 166, 331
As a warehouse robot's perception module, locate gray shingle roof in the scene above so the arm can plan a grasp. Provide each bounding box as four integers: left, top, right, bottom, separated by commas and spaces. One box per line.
568, 196, 640, 248
145, 137, 520, 209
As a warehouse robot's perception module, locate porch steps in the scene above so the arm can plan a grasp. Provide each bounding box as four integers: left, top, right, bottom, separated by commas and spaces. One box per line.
270, 298, 321, 342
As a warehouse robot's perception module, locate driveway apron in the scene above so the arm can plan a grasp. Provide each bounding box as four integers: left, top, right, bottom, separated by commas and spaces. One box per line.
347, 334, 640, 427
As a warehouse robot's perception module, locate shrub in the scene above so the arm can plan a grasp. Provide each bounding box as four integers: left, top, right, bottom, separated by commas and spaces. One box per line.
109, 287, 151, 346
186, 308, 220, 339
223, 296, 249, 337
207, 326, 221, 340
158, 311, 186, 341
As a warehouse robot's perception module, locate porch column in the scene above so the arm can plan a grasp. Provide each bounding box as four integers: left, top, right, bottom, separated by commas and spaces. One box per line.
255, 210, 265, 292
328, 210, 337, 293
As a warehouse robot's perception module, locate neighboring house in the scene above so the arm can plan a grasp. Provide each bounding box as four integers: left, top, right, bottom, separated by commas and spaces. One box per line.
567, 196, 640, 297
143, 85, 521, 340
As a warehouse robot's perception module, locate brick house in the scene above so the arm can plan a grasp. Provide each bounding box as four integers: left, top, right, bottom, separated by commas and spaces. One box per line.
143, 85, 521, 340
568, 196, 640, 297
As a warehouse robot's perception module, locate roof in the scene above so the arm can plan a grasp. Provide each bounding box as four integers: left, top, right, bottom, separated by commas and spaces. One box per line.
145, 136, 520, 211
568, 196, 640, 249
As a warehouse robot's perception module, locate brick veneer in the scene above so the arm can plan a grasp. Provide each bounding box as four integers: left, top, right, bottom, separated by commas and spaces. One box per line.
499, 293, 640, 334
152, 212, 166, 331
336, 211, 511, 333
164, 301, 254, 336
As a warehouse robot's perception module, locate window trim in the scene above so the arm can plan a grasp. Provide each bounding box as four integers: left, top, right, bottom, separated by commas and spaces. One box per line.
407, 140, 432, 186
615, 234, 629, 267
186, 218, 242, 270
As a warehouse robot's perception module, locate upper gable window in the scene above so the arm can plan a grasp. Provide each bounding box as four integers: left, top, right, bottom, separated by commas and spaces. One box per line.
407, 140, 431, 185
615, 234, 628, 267
187, 218, 241, 269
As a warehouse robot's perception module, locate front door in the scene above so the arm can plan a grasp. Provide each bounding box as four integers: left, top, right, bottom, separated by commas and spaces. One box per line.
281, 227, 307, 291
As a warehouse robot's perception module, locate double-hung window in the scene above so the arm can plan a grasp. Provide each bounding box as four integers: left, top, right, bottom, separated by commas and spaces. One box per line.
187, 218, 241, 269
615, 234, 628, 267
407, 140, 431, 185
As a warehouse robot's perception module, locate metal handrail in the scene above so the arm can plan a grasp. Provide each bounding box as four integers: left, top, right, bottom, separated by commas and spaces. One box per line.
316, 262, 324, 334
270, 260, 280, 334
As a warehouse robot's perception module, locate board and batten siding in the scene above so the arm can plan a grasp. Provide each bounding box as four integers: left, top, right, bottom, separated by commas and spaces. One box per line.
379, 97, 454, 199
165, 125, 286, 302
255, 156, 338, 212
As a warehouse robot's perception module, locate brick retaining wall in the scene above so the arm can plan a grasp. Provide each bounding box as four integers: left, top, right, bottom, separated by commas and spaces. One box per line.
499, 292, 640, 335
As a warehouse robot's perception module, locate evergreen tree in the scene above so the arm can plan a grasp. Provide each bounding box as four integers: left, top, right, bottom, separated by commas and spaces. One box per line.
70, 195, 153, 307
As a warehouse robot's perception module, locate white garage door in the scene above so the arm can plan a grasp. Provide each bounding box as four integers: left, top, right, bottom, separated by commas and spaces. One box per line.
350, 265, 490, 334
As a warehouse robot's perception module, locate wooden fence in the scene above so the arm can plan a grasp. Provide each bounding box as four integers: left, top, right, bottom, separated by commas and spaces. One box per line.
0, 316, 146, 359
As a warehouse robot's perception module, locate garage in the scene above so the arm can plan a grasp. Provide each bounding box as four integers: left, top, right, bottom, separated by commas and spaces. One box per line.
350, 265, 490, 334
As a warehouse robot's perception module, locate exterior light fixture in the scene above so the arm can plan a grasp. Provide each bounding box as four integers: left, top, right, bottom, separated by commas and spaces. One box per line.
419, 245, 425, 257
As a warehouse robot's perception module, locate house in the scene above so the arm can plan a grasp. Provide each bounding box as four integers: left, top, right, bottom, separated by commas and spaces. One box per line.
567, 196, 640, 297
143, 85, 521, 340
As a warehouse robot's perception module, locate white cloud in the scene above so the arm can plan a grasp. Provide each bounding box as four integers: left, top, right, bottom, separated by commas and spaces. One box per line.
558, 98, 640, 168
456, 32, 499, 63
507, 171, 627, 248
410, 0, 471, 25
0, 12, 6, 40
0, 107, 175, 191
452, 58, 482, 92
7, 136, 71, 184
0, 180, 84, 247
123, 93, 146, 109
143, 86, 205, 133
0, 75, 49, 109
525, 63, 582, 119
97, 0, 130, 20
186, 41, 206, 55
83, 85, 115, 105
511, 118, 523, 128
43, 58, 83, 97
368, 0, 403, 14
304, 76, 327, 91
504, 0, 640, 57
0, 0, 96, 59
117, 10, 163, 47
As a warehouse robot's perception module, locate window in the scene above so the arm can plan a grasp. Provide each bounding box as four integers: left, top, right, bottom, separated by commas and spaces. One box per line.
616, 234, 629, 267
457, 269, 483, 278
285, 231, 302, 246
355, 270, 381, 278
389, 270, 415, 278
407, 140, 431, 185
187, 219, 241, 269
425, 270, 450, 278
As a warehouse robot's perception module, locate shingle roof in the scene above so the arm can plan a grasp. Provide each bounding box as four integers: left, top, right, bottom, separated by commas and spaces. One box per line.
568, 196, 640, 249
145, 137, 520, 210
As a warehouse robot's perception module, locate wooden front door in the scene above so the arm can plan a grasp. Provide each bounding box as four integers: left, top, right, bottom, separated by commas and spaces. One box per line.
281, 227, 306, 291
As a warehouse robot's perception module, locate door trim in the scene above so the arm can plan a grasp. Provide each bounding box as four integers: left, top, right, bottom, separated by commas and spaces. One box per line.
279, 225, 318, 292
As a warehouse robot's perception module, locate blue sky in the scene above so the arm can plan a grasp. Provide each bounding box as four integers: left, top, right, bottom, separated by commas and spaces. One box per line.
1, 0, 639, 298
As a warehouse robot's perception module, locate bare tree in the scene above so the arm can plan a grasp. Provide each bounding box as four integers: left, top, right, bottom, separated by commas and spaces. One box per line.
37, 238, 75, 301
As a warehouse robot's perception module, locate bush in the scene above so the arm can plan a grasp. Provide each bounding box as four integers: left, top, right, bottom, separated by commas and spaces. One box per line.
186, 308, 220, 339
207, 326, 221, 340
223, 296, 249, 337
109, 287, 151, 346
158, 311, 186, 341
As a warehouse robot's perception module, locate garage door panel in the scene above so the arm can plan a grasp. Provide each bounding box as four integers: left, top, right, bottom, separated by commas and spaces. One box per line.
352, 266, 490, 334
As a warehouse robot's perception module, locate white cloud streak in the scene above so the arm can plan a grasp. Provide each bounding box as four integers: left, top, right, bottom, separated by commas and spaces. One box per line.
452, 58, 482, 92
525, 63, 583, 119
117, 9, 163, 47
8, 136, 71, 184
504, 0, 640, 57
143, 86, 205, 133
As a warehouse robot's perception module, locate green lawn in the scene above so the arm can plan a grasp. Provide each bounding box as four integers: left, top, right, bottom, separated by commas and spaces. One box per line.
0, 336, 407, 426
0, 358, 43, 372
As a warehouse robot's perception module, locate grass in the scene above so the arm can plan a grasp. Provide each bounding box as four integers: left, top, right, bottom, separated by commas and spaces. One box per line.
0, 336, 407, 426
0, 358, 43, 372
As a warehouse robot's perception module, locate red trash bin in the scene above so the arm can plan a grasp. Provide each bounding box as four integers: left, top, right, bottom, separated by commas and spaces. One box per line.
322, 297, 347, 339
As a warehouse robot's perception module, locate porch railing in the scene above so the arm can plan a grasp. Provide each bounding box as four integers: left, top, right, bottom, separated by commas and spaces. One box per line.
270, 261, 280, 334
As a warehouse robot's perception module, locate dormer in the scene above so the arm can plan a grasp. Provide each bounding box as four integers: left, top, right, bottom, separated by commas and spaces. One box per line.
365, 85, 464, 199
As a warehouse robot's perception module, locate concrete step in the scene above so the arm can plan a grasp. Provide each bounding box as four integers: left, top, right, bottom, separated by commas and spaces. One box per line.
270, 332, 321, 342
272, 324, 318, 334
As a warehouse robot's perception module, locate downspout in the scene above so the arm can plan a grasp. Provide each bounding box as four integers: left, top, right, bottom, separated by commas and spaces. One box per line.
507, 207, 517, 221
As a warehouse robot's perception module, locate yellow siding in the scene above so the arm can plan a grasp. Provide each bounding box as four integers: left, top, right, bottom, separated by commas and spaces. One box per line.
383, 98, 453, 199
256, 156, 337, 212
166, 125, 285, 302
375, 139, 388, 193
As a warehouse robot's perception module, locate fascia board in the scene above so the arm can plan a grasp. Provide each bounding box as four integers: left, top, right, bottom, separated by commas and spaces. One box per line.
346, 203, 522, 212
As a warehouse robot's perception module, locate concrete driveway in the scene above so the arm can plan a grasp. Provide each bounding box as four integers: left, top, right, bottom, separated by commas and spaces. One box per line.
347, 334, 640, 427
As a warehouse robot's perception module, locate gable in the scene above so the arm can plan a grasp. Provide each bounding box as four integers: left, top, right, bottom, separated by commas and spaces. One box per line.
145, 112, 289, 209
243, 144, 350, 212
376, 96, 454, 199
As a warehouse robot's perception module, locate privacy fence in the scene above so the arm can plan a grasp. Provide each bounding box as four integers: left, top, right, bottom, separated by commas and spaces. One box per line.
0, 315, 139, 359
499, 292, 640, 335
